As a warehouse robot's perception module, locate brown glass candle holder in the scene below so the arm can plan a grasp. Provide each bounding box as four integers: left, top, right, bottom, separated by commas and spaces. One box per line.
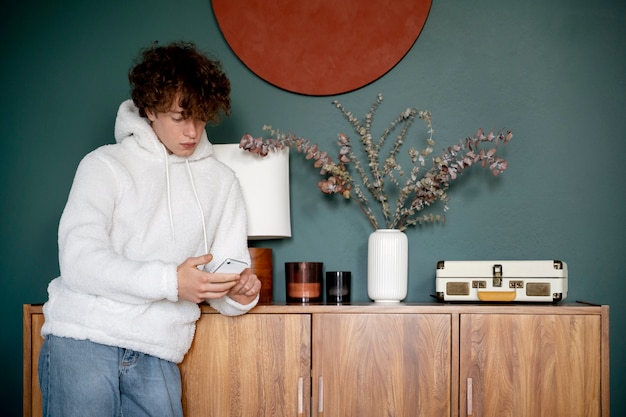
285, 262, 323, 303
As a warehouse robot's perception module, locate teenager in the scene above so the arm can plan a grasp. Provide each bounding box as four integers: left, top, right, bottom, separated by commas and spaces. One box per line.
38, 41, 260, 417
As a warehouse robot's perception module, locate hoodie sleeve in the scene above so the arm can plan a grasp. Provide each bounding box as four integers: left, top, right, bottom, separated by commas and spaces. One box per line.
205, 179, 259, 315
58, 151, 178, 305
209, 293, 259, 316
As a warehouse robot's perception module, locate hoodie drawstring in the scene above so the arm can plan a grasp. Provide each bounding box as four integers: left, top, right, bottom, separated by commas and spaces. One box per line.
161, 147, 209, 255
162, 145, 175, 238
185, 159, 209, 254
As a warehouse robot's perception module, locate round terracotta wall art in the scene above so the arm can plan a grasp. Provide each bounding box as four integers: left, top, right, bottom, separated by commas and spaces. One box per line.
212, 0, 432, 96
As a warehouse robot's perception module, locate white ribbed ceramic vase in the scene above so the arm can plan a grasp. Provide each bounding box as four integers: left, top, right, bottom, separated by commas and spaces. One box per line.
367, 229, 408, 302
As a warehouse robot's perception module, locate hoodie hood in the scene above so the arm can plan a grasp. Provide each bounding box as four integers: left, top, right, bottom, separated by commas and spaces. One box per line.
113, 99, 214, 163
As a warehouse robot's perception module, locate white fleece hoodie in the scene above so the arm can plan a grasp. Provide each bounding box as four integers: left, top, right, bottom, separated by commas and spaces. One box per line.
41, 100, 257, 363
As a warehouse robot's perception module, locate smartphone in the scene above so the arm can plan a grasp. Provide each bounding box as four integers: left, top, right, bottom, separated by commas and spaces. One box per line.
210, 258, 249, 274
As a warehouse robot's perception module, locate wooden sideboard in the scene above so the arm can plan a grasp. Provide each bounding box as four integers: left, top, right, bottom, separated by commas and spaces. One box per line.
24, 303, 610, 417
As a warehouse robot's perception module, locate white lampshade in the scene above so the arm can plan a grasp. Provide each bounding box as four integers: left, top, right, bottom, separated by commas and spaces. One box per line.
212, 143, 291, 240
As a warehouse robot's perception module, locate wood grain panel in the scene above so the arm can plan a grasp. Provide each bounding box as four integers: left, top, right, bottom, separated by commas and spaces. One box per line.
459, 314, 602, 417
179, 313, 311, 417
23, 305, 44, 417
312, 313, 451, 417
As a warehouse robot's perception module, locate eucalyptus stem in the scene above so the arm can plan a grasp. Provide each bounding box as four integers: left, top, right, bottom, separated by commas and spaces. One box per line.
239, 95, 512, 232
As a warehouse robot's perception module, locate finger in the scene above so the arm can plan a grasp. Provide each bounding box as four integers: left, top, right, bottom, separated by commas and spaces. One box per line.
244, 280, 262, 296
200, 280, 239, 299
229, 275, 250, 293
189, 253, 213, 269
237, 270, 256, 285
211, 272, 242, 283
237, 276, 260, 295
200, 290, 229, 301
210, 278, 240, 291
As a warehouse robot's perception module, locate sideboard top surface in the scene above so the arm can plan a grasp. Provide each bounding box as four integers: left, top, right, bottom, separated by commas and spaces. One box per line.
24, 302, 608, 316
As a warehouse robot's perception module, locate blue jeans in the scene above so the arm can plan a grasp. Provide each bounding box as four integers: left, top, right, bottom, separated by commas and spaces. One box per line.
38, 335, 183, 417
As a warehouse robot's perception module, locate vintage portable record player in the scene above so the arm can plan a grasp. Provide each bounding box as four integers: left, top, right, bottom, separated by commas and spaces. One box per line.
435, 260, 568, 302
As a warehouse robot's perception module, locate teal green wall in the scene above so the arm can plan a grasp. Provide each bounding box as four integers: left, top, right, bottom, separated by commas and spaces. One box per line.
2, 0, 624, 414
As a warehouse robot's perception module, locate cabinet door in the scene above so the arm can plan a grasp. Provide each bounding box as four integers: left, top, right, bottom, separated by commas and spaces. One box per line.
459, 314, 602, 417
23, 306, 45, 417
179, 313, 311, 417
312, 313, 451, 417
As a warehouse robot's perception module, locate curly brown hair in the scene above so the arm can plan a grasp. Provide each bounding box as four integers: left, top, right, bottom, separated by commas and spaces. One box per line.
129, 41, 231, 123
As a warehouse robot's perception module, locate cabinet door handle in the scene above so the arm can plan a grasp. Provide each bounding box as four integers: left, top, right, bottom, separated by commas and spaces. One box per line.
297, 377, 303, 417
467, 377, 473, 417
318, 376, 324, 417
